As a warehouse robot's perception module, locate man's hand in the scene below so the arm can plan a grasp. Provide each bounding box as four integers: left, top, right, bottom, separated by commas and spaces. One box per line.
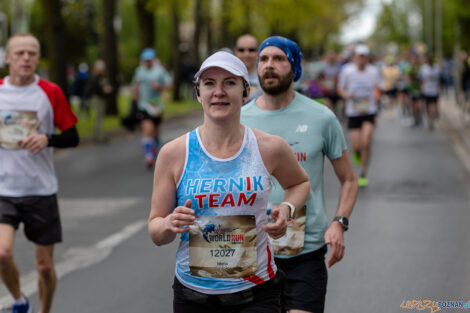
324, 221, 345, 267
18, 134, 48, 154
262, 204, 289, 239
165, 199, 195, 233
149, 81, 161, 91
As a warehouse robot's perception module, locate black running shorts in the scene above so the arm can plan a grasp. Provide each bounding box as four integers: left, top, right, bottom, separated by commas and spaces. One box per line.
0, 195, 62, 245
275, 245, 328, 313
423, 95, 439, 106
347, 114, 376, 129
135, 109, 163, 126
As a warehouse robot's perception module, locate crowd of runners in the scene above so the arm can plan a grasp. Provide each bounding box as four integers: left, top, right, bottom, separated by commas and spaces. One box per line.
0, 30, 462, 313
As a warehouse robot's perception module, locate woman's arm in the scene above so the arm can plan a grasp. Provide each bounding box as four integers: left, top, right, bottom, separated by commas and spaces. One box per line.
148, 136, 195, 246
255, 130, 310, 238
270, 138, 310, 210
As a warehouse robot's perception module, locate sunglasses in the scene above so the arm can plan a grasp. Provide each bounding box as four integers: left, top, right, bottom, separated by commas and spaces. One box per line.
236, 48, 257, 53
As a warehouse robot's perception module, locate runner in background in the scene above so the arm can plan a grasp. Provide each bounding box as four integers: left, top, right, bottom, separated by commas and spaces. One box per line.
234, 34, 262, 102
419, 55, 441, 131
380, 55, 400, 120
338, 44, 381, 187
396, 53, 412, 119
408, 54, 423, 127
319, 51, 342, 116
242, 36, 357, 313
0, 33, 79, 313
131, 48, 172, 169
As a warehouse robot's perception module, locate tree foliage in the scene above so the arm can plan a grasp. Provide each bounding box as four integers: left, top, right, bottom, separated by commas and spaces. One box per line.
0, 0, 365, 107
371, 0, 470, 56
371, 1, 410, 49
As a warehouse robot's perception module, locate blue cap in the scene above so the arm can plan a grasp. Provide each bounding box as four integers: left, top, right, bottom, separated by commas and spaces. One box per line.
257, 36, 302, 82
140, 48, 156, 60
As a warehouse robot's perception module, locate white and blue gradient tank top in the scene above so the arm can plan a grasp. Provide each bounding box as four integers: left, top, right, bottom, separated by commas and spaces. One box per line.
175, 126, 275, 294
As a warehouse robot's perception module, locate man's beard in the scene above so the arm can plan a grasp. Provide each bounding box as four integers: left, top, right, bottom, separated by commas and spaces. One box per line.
259, 69, 294, 95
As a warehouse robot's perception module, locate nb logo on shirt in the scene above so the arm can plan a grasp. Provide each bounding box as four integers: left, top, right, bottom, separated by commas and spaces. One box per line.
296, 125, 308, 133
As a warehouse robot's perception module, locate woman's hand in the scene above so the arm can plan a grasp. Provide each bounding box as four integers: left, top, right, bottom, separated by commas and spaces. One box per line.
165, 199, 195, 233
261, 205, 289, 239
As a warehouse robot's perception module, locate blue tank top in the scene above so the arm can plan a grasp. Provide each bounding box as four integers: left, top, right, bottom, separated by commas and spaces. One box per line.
174, 126, 275, 294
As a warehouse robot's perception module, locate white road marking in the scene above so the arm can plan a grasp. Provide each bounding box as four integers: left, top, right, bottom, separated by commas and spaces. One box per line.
0, 220, 147, 306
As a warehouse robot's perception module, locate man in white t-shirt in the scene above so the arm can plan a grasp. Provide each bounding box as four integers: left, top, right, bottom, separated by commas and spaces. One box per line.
234, 34, 262, 102
338, 44, 381, 187
0, 33, 79, 313
419, 56, 441, 130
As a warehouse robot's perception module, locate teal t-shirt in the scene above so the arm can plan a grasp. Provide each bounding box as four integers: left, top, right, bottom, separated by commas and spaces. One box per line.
241, 92, 347, 258
133, 63, 172, 113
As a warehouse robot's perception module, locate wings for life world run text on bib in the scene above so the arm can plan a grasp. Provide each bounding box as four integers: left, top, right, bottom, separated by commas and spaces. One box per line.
189, 215, 257, 278
267, 203, 306, 256
0, 110, 38, 149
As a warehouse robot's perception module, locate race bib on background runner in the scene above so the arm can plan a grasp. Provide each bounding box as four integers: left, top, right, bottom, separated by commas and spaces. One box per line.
0, 110, 38, 149
267, 203, 306, 255
352, 98, 370, 114
189, 215, 257, 278
142, 99, 162, 117
323, 79, 335, 91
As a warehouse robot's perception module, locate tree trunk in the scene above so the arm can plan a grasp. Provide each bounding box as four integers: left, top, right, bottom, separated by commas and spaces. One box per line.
203, 0, 213, 55
219, 0, 231, 48
171, 1, 181, 101
103, 0, 119, 115
241, 0, 252, 34
136, 0, 155, 49
193, 0, 202, 63
39, 0, 68, 97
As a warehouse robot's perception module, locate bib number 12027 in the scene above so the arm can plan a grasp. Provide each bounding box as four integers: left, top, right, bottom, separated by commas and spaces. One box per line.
210, 248, 235, 257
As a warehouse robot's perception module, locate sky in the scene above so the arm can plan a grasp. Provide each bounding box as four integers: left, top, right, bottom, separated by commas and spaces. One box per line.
340, 0, 393, 44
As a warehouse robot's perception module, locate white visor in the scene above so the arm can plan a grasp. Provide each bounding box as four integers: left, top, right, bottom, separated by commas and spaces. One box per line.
194, 51, 250, 84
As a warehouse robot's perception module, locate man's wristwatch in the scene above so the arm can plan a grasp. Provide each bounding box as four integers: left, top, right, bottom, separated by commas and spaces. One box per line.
281, 202, 296, 220
333, 216, 349, 231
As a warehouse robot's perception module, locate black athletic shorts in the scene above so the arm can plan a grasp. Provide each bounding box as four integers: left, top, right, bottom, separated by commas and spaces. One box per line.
275, 245, 328, 313
326, 93, 340, 104
173, 270, 284, 313
384, 89, 397, 97
0, 195, 62, 245
347, 114, 376, 129
135, 109, 163, 126
423, 95, 439, 106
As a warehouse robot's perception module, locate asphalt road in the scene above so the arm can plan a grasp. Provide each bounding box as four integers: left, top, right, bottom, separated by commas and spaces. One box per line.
1, 107, 469, 313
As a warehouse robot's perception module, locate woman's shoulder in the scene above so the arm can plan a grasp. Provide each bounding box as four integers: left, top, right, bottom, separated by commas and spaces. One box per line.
156, 134, 188, 172
159, 134, 187, 158
250, 128, 290, 154
249, 128, 294, 174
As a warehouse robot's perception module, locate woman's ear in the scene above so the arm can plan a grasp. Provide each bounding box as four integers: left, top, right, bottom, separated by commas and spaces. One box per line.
195, 86, 203, 104
243, 86, 250, 100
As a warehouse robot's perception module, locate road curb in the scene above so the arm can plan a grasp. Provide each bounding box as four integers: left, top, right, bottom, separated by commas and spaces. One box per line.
440, 101, 470, 175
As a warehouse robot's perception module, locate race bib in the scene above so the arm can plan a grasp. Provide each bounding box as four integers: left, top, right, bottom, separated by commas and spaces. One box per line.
352, 98, 370, 114
0, 110, 38, 149
189, 215, 257, 278
142, 99, 162, 117
322, 79, 335, 91
268, 203, 306, 256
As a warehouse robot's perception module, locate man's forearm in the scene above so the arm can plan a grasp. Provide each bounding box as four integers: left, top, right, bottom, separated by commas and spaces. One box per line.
335, 177, 358, 218
47, 126, 79, 148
